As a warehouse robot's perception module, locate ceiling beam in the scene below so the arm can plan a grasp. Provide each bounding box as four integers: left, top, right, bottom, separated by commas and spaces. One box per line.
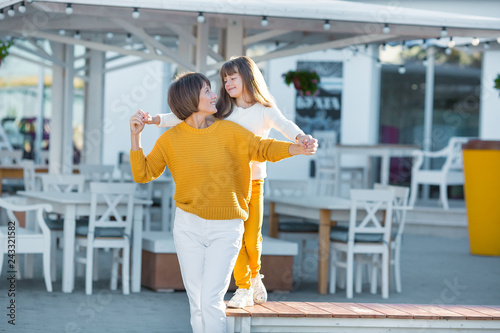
244, 29, 290, 46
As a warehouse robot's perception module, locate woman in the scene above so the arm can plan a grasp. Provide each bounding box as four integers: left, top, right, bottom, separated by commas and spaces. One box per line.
129, 72, 316, 333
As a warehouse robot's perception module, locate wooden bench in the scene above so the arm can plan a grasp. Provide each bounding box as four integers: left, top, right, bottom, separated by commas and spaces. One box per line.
226, 301, 500, 332
141, 233, 298, 291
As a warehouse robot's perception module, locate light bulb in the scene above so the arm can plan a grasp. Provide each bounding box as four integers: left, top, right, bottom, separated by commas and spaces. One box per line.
74, 30, 81, 39
126, 33, 132, 43
398, 65, 406, 74
484, 41, 490, 49
423, 58, 428, 66
445, 47, 452, 55
382, 23, 390, 34
59, 29, 66, 35
448, 37, 455, 48
197, 12, 205, 23
106, 32, 113, 39
381, 42, 386, 51
154, 35, 161, 41
0, 10, 4, 20
132, 8, 140, 19
19, 2, 26, 13
440, 27, 448, 37
65, 3, 73, 15
8, 5, 15, 17
323, 20, 331, 30
497, 37, 500, 44
421, 39, 428, 50
261, 16, 268, 27
471, 37, 479, 46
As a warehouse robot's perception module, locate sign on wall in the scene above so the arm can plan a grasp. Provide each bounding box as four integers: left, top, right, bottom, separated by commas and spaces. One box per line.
295, 61, 343, 138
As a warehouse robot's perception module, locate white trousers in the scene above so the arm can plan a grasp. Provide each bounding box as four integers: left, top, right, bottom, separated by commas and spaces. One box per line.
173, 208, 244, 333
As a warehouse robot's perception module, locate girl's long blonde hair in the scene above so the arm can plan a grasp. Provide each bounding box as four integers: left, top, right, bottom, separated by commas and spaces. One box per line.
215, 56, 276, 119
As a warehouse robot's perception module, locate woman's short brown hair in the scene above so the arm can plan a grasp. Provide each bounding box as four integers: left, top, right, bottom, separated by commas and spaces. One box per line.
168, 72, 211, 120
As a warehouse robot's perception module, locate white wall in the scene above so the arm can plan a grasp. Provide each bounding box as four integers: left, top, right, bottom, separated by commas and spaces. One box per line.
102, 61, 166, 166
479, 50, 500, 140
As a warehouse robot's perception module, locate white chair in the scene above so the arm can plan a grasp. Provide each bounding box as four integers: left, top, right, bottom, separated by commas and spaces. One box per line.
0, 196, 53, 292
0, 149, 23, 166
267, 179, 318, 269
312, 130, 364, 197
358, 184, 410, 294
39, 174, 86, 281
77, 164, 115, 192
119, 162, 155, 231
329, 189, 394, 299
22, 160, 37, 191
409, 136, 474, 209
74, 182, 136, 295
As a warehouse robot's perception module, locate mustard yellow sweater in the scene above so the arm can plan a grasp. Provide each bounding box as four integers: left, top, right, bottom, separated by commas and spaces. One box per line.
130, 120, 292, 221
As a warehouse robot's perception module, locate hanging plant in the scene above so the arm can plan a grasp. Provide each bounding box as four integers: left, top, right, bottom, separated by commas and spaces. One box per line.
0, 39, 14, 66
282, 70, 320, 96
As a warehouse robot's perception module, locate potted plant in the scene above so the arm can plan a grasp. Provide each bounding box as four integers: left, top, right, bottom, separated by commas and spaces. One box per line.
282, 70, 320, 96
0, 39, 14, 66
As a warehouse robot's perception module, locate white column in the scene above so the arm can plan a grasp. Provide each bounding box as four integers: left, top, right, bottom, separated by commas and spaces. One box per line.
62, 44, 75, 174
225, 18, 244, 59
49, 42, 65, 174
195, 21, 209, 73
479, 50, 500, 140
422, 47, 436, 199
83, 42, 105, 164
34, 66, 45, 164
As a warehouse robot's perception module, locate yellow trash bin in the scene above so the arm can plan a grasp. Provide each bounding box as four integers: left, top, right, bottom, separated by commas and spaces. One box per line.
462, 140, 500, 256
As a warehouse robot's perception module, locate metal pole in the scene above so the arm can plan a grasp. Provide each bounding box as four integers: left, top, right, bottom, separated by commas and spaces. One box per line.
422, 46, 435, 200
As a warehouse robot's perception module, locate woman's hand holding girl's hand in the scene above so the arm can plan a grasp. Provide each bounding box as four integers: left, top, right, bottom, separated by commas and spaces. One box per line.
289, 138, 318, 156
130, 110, 146, 135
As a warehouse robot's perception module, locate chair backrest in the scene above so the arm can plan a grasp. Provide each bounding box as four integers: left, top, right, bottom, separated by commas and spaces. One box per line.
373, 183, 410, 242
39, 174, 85, 193
88, 182, 136, 239
77, 164, 115, 183
267, 179, 309, 197
0, 149, 23, 165
22, 160, 37, 191
348, 189, 394, 244
0, 196, 52, 235
443, 137, 474, 172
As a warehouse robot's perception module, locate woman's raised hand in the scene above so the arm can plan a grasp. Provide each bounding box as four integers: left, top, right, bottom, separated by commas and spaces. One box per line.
130, 110, 146, 135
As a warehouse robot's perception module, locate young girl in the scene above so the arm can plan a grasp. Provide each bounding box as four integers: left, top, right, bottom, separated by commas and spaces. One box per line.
141, 56, 314, 308
130, 72, 316, 333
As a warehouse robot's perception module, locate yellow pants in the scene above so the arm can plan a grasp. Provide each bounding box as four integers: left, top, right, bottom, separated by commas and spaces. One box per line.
233, 179, 264, 289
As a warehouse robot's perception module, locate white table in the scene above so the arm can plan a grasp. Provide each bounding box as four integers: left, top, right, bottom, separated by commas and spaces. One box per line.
18, 191, 152, 293
334, 144, 419, 190
267, 195, 352, 295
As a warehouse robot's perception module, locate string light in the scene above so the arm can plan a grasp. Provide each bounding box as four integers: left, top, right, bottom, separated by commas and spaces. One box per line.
497, 37, 500, 44
74, 30, 81, 39
398, 64, 406, 74
471, 37, 480, 46
59, 29, 66, 35
18, 2, 26, 13
383, 23, 390, 34
106, 32, 114, 39
261, 16, 269, 27
126, 33, 132, 43
197, 12, 205, 23
440, 27, 448, 37
484, 41, 490, 49
323, 20, 331, 30
132, 8, 140, 19
7, 5, 15, 17
65, 3, 73, 15
448, 37, 455, 48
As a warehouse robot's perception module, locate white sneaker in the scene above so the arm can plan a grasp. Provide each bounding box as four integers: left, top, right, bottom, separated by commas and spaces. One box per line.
227, 288, 254, 308
251, 274, 268, 304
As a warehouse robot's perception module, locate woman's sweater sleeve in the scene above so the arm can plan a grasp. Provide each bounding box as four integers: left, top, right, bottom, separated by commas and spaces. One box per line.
247, 134, 292, 163
157, 113, 183, 128
130, 140, 168, 183
265, 106, 305, 142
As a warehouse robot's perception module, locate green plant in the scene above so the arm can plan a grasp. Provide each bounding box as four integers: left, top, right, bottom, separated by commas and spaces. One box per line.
494, 74, 500, 91
0, 39, 14, 64
282, 70, 320, 96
